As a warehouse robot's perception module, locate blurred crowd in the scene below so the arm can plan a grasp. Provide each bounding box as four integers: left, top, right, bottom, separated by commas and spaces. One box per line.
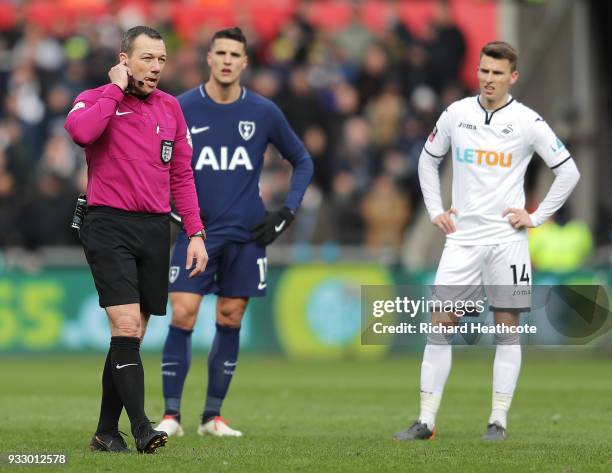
1, 1, 470, 250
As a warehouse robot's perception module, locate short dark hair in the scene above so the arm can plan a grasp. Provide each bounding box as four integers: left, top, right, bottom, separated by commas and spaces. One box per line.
210, 27, 247, 51
480, 41, 518, 72
121, 26, 163, 55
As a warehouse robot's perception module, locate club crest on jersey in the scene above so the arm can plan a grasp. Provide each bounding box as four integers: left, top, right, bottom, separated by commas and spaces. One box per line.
160, 140, 174, 164
169, 266, 180, 283
238, 121, 255, 141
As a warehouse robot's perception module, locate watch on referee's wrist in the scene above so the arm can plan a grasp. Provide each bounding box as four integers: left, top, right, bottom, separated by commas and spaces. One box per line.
189, 229, 206, 240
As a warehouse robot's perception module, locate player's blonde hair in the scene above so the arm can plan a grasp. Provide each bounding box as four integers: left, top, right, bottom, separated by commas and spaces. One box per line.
480, 41, 518, 72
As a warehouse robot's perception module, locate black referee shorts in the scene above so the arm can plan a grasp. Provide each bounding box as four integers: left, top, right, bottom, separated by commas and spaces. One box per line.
80, 206, 170, 315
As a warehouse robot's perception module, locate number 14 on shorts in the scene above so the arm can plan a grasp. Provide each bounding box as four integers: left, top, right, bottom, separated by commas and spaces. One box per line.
510, 264, 530, 285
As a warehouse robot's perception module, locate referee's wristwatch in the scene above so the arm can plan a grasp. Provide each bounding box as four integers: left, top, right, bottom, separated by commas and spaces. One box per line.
189, 228, 206, 240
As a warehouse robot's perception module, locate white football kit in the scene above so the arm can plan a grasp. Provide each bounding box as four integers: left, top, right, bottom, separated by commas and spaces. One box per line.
419, 95, 580, 310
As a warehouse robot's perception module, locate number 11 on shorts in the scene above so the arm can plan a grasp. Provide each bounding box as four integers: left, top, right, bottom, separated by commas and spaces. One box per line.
510, 264, 530, 285
257, 257, 268, 290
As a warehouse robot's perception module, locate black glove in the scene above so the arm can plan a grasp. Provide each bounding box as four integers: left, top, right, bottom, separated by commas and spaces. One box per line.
250, 207, 294, 246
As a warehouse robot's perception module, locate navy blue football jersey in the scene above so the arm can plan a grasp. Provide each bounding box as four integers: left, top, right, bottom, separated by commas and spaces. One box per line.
178, 85, 312, 241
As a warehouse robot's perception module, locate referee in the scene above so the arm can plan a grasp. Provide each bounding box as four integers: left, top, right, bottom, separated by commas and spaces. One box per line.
64, 26, 208, 454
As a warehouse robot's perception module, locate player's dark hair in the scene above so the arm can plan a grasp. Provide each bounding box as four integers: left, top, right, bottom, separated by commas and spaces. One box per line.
121, 26, 163, 55
210, 27, 247, 51
480, 41, 518, 72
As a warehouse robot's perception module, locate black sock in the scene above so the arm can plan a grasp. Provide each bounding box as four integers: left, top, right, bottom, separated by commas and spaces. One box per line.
95, 349, 123, 435
110, 336, 149, 436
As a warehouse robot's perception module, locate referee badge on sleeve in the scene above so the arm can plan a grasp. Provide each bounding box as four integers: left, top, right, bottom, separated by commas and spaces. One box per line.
160, 140, 174, 164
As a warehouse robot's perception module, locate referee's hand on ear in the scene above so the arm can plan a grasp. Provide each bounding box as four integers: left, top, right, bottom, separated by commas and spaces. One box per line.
186, 237, 208, 278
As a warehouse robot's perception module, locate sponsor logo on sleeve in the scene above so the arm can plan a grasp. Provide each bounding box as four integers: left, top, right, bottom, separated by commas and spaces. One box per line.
550, 136, 565, 153
428, 126, 438, 142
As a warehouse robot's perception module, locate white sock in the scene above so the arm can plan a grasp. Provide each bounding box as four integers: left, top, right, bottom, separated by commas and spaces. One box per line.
419, 342, 452, 430
489, 343, 521, 429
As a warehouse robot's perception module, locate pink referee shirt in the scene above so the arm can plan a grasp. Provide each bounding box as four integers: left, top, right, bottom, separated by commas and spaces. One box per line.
64, 83, 202, 236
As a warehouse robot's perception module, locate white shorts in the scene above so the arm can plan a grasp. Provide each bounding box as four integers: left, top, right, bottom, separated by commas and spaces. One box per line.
433, 240, 532, 312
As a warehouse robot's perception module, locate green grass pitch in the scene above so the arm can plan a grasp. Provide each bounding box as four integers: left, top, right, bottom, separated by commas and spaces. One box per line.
1, 352, 611, 472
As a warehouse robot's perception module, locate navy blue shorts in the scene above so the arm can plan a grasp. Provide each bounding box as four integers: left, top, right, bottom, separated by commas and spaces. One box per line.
168, 232, 267, 297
